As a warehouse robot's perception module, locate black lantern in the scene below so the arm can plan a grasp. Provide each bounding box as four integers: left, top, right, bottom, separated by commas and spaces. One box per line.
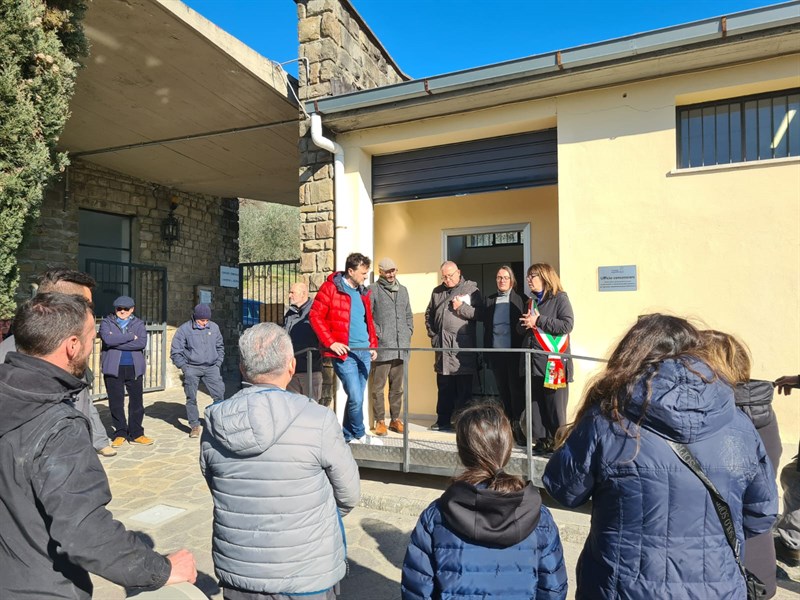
161, 196, 181, 256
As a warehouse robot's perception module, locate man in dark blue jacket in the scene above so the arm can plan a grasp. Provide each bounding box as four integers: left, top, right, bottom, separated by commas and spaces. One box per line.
170, 304, 225, 438
284, 282, 322, 400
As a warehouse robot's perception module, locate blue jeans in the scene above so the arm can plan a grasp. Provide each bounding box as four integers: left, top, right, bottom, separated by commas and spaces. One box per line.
333, 350, 371, 441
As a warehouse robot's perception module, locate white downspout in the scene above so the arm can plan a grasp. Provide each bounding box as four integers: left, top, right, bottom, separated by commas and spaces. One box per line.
309, 114, 362, 433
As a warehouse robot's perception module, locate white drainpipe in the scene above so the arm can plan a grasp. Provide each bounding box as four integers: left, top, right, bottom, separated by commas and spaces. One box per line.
309, 114, 370, 434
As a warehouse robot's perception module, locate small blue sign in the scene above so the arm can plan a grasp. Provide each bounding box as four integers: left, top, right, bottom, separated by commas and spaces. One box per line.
598, 265, 637, 292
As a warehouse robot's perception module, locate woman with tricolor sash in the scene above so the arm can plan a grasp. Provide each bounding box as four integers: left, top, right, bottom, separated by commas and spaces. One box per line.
519, 263, 574, 454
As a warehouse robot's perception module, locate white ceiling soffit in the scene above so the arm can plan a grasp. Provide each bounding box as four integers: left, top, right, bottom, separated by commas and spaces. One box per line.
60, 0, 299, 204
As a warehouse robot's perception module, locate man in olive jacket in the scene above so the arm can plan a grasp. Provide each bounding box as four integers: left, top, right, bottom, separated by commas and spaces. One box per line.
368, 257, 413, 436
0, 293, 196, 599
424, 261, 483, 431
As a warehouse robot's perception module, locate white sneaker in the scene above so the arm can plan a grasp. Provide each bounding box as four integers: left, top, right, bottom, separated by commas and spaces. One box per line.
348, 435, 383, 446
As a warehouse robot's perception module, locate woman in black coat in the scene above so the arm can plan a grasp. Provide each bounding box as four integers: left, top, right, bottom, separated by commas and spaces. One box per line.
518, 263, 574, 453
704, 330, 782, 598
483, 266, 528, 443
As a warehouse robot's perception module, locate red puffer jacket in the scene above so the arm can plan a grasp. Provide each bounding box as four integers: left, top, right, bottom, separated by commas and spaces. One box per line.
309, 272, 378, 360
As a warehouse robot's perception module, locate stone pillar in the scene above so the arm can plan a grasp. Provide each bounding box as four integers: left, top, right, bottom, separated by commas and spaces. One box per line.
296, 0, 408, 291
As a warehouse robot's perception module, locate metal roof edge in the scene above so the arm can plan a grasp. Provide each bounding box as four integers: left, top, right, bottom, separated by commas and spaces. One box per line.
304, 1, 800, 115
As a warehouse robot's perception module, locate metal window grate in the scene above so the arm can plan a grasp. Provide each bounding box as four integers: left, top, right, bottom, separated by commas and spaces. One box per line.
677, 87, 800, 168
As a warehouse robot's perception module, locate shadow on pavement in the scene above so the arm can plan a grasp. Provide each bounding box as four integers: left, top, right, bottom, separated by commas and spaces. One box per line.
361, 518, 410, 570
146, 400, 192, 434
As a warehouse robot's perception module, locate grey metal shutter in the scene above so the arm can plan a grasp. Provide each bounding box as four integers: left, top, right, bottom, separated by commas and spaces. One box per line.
372, 129, 557, 203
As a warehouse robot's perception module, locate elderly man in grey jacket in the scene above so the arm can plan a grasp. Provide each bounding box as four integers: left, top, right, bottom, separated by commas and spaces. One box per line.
424, 261, 483, 432
368, 258, 413, 436
201, 322, 360, 599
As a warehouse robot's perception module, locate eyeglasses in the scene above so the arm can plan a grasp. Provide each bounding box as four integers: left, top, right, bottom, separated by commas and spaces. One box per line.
526, 274, 540, 280
115, 306, 133, 312
442, 271, 459, 281
496, 276, 511, 281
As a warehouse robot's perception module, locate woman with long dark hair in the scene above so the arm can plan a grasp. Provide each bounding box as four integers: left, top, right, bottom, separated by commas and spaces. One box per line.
703, 330, 782, 598
518, 263, 573, 453
543, 314, 777, 599
402, 403, 567, 599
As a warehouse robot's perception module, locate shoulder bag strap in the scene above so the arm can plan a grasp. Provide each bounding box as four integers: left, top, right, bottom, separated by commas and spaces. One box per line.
665, 440, 748, 580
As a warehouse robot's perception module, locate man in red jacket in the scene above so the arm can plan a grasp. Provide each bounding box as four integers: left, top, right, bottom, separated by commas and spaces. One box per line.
310, 253, 378, 443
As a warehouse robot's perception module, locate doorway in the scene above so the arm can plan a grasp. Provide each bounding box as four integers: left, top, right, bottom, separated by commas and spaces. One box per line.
443, 223, 530, 398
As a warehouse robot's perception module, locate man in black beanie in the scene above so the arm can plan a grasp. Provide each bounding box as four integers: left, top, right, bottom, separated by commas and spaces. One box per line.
170, 304, 225, 438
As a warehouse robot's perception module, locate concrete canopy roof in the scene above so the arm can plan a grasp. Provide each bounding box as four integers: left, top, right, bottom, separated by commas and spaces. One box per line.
60, 0, 299, 204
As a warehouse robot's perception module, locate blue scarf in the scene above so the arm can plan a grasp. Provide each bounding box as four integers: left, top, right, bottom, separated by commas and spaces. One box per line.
115, 316, 131, 331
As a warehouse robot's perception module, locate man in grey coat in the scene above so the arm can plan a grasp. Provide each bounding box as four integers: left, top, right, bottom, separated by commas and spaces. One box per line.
201, 322, 360, 599
284, 282, 322, 400
368, 258, 413, 436
0, 268, 115, 457
424, 261, 483, 431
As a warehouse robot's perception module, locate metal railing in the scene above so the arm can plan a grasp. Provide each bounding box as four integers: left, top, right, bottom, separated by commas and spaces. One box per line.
88, 323, 168, 399
294, 345, 607, 482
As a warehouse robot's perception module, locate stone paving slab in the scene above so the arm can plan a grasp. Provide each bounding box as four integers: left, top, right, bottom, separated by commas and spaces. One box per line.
88, 388, 799, 599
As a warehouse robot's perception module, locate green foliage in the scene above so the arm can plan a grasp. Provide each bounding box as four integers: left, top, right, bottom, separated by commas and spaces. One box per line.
0, 0, 87, 318
239, 200, 301, 263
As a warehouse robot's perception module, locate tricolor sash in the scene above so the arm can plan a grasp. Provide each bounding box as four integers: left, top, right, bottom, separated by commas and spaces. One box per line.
529, 299, 569, 389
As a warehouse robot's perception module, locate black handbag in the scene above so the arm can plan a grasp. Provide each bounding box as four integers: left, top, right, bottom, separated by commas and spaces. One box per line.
666, 440, 767, 600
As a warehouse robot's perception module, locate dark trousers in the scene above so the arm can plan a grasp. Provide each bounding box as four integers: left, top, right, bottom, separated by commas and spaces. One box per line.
369, 359, 404, 422
287, 370, 323, 400
105, 365, 145, 439
531, 375, 568, 441
436, 373, 473, 428
182, 365, 226, 427
489, 353, 525, 423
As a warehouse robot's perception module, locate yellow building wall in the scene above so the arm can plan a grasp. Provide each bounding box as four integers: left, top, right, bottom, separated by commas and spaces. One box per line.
556, 58, 800, 443
373, 187, 559, 416
340, 55, 800, 443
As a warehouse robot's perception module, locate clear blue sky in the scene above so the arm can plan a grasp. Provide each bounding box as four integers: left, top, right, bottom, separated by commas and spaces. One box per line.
183, 0, 787, 79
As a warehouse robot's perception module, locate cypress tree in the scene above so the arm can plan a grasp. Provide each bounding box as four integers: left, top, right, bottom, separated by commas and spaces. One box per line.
0, 0, 87, 318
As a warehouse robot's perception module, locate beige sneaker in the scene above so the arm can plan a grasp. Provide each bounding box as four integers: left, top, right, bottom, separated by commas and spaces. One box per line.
130, 435, 154, 446
96, 446, 117, 457
189, 426, 201, 439
111, 436, 126, 448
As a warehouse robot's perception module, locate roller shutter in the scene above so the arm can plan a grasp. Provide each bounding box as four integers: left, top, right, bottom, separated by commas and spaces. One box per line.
372, 129, 557, 203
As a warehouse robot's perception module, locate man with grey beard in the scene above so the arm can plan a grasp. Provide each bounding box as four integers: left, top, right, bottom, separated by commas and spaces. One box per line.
0, 293, 197, 599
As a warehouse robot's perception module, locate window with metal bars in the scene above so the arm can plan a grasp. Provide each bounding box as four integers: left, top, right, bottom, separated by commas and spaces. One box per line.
677, 88, 799, 169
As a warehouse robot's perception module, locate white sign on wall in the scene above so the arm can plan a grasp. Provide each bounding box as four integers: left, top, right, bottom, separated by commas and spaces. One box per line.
220, 266, 239, 288
598, 265, 637, 292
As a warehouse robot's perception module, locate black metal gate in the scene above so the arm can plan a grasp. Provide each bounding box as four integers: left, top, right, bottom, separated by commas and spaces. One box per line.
239, 259, 300, 328
85, 259, 168, 398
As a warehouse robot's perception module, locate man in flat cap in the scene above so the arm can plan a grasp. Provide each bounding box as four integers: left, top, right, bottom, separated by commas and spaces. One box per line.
99, 295, 152, 447
368, 258, 413, 436
170, 304, 225, 438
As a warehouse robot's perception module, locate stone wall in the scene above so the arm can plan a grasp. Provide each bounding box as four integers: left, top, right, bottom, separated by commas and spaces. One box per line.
15, 160, 240, 385
297, 0, 408, 290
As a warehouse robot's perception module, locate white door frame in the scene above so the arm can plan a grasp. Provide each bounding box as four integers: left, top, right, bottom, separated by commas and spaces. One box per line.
441, 222, 532, 294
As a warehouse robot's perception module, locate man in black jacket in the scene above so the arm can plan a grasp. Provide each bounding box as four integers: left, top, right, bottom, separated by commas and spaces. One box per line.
0, 293, 196, 599
284, 281, 322, 400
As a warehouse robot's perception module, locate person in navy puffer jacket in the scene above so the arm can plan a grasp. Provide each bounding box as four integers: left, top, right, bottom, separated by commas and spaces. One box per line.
402, 403, 568, 600
543, 314, 778, 600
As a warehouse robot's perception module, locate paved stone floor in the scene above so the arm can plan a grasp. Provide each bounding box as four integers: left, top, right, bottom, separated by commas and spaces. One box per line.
90, 387, 800, 599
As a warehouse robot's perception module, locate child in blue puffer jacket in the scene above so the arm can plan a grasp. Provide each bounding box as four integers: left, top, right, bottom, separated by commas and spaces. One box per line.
401, 403, 568, 600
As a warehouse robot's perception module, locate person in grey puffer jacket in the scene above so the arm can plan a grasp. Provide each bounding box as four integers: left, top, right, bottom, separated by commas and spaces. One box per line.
201, 322, 360, 599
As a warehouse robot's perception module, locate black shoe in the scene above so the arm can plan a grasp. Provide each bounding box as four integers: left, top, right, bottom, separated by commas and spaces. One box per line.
775, 537, 800, 567
429, 423, 454, 432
